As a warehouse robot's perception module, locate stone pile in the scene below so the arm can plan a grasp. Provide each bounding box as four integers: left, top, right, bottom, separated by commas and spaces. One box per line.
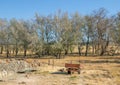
0, 59, 33, 81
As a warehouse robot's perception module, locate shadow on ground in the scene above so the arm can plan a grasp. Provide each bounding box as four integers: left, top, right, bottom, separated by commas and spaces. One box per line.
79, 60, 120, 64
51, 71, 68, 75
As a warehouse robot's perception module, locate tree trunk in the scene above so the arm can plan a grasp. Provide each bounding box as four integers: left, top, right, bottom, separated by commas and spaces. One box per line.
7, 50, 9, 58
6, 44, 9, 58
0, 46, 3, 54
100, 38, 109, 56
24, 48, 27, 57
92, 41, 95, 56
92, 46, 95, 56
58, 50, 62, 59
24, 44, 27, 57
85, 37, 89, 56
15, 43, 18, 57
65, 44, 69, 55
78, 45, 81, 56
65, 48, 68, 55
15, 47, 18, 57
100, 45, 104, 56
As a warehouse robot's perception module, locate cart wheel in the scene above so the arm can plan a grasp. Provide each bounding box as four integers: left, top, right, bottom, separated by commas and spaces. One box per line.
68, 70, 71, 74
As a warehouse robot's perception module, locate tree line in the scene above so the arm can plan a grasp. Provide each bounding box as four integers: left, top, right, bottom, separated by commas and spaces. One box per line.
0, 8, 120, 58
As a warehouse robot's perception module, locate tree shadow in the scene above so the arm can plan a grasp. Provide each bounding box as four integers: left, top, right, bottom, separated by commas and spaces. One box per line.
98, 57, 120, 60
79, 60, 120, 64
51, 71, 68, 75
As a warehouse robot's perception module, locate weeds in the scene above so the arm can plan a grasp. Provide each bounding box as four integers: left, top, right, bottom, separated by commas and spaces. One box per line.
69, 76, 78, 80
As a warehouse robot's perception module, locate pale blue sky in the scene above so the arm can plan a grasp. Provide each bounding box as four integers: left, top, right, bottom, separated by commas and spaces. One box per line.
0, 0, 120, 20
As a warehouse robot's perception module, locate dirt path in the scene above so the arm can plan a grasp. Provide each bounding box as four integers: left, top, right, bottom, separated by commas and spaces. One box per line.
0, 69, 116, 85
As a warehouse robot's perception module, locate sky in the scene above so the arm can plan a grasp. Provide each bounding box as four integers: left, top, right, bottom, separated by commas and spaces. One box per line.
0, 0, 120, 20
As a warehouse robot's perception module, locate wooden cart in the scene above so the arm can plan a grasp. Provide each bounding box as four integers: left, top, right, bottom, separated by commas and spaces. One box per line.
65, 63, 81, 74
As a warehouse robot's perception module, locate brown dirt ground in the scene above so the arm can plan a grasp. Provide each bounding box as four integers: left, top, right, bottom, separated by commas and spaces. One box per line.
0, 56, 120, 85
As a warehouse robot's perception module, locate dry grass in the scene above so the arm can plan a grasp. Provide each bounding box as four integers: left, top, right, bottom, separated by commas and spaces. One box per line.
109, 67, 120, 84
0, 55, 120, 85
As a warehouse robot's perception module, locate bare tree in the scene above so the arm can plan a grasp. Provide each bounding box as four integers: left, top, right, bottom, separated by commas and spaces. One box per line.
0, 19, 7, 54
110, 12, 120, 55
71, 12, 83, 55
92, 8, 111, 56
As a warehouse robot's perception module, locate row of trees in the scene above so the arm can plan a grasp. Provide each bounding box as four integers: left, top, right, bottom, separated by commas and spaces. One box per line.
0, 8, 120, 58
